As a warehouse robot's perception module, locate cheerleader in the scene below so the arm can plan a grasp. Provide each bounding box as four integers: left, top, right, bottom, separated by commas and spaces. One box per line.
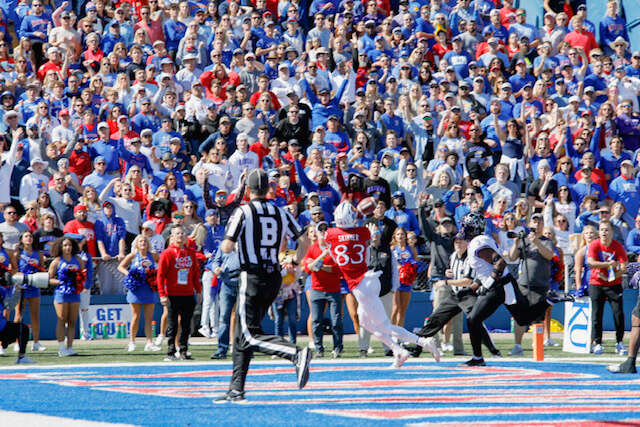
48, 237, 86, 357
11, 231, 46, 352
118, 235, 161, 352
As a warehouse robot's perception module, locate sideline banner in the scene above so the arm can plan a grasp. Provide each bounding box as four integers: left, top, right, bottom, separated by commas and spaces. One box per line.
88, 304, 132, 338
563, 298, 592, 354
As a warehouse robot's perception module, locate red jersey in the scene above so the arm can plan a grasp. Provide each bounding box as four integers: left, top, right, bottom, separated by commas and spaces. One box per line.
63, 220, 97, 257
587, 238, 627, 287
325, 226, 370, 291
157, 244, 202, 298
303, 242, 341, 293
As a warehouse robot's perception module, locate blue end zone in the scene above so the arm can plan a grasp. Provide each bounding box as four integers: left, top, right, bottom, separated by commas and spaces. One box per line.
1, 360, 640, 425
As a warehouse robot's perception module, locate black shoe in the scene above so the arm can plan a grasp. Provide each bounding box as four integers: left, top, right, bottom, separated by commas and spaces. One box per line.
164, 353, 179, 361
384, 349, 394, 357
546, 290, 574, 304
295, 347, 312, 389
606, 358, 637, 374
210, 352, 227, 360
313, 350, 324, 359
403, 343, 423, 358
453, 350, 470, 356
490, 349, 503, 358
460, 358, 486, 367
179, 352, 194, 360
213, 390, 247, 404
359, 350, 367, 358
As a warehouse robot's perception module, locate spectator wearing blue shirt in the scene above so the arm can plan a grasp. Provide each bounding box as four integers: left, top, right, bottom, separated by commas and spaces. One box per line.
599, 137, 633, 182
299, 77, 348, 130
82, 157, 112, 194
294, 160, 341, 216
163, 4, 187, 57
599, 1, 629, 56
443, 36, 473, 80
571, 164, 606, 206
626, 216, 640, 258
88, 123, 120, 174
609, 160, 640, 217
131, 97, 161, 134
384, 191, 420, 235
509, 60, 536, 100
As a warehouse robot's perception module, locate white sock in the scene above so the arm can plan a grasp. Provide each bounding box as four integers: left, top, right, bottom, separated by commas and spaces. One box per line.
58, 342, 65, 351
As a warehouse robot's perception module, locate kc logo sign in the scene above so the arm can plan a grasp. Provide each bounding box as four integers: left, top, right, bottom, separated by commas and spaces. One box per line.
563, 298, 592, 354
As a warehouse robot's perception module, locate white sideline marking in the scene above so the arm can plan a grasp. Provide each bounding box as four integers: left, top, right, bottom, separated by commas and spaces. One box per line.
0, 409, 137, 426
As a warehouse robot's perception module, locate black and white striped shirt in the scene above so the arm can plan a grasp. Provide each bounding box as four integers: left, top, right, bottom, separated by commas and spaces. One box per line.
449, 251, 473, 295
224, 199, 305, 268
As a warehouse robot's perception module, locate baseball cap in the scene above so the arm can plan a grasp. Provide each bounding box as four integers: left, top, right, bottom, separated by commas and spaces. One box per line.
142, 221, 156, 231
141, 129, 153, 137
531, 213, 543, 221
161, 152, 173, 161
392, 191, 404, 198
439, 216, 454, 224
74, 205, 87, 213
247, 169, 268, 192
58, 108, 70, 117
621, 159, 633, 167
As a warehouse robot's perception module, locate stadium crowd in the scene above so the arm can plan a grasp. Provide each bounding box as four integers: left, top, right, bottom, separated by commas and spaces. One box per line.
0, 0, 640, 362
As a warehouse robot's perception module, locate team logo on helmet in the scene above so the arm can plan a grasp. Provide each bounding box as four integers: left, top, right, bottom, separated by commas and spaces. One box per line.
334, 202, 358, 229
456, 211, 485, 241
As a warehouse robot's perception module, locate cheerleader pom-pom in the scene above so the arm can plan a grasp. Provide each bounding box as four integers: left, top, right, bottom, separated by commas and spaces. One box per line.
398, 261, 418, 286
146, 268, 158, 292
124, 267, 147, 292
630, 271, 640, 290
58, 266, 80, 295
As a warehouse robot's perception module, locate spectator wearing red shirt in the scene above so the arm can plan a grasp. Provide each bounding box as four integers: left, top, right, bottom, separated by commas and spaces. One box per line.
62, 205, 97, 257
249, 125, 270, 165
133, 5, 165, 44
157, 226, 202, 360
587, 220, 628, 355
303, 222, 343, 357
564, 16, 598, 56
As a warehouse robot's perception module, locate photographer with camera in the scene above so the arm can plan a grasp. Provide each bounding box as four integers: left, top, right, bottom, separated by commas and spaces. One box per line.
0, 283, 36, 364
507, 213, 554, 356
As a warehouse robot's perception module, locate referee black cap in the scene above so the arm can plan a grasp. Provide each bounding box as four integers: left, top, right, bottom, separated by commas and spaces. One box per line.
247, 169, 268, 193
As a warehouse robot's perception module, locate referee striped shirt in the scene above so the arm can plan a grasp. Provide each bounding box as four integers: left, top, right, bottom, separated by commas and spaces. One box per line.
224, 199, 305, 267
449, 251, 473, 295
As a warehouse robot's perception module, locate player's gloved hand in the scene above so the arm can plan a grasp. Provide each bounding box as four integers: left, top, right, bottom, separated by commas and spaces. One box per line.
476, 285, 488, 296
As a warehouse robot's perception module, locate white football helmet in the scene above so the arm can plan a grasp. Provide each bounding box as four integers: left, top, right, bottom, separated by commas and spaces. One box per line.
334, 202, 358, 229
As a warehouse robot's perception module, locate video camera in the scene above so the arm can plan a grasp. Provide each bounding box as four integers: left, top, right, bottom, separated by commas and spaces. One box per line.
0, 272, 50, 289
507, 230, 527, 239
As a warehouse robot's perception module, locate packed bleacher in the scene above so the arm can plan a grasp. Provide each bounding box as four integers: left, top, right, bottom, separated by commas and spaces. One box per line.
1, 0, 640, 360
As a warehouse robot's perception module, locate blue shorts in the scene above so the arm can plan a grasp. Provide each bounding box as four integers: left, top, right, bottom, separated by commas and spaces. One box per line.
126, 284, 158, 304
22, 287, 40, 299
398, 284, 412, 293
340, 279, 351, 295
54, 291, 81, 304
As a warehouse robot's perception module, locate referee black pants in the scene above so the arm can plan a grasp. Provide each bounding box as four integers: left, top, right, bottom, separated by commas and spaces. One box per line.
590, 284, 625, 345
230, 269, 299, 393
417, 289, 498, 354
467, 275, 550, 358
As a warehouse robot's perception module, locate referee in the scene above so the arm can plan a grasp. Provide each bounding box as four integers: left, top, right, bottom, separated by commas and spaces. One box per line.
214, 169, 311, 404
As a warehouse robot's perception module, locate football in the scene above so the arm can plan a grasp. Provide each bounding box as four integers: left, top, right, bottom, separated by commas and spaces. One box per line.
357, 197, 377, 218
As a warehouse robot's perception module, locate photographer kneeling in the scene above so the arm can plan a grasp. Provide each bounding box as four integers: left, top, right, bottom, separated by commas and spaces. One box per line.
0, 269, 49, 364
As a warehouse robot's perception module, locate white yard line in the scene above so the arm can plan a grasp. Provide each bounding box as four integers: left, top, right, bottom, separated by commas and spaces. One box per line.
0, 410, 137, 427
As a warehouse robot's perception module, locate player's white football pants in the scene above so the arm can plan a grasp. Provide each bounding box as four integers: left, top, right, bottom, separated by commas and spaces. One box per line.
352, 271, 420, 355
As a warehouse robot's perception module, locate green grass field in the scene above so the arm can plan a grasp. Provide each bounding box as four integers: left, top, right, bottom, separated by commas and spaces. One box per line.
0, 332, 629, 366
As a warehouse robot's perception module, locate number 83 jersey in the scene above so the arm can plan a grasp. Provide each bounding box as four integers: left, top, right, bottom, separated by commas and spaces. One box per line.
325, 226, 370, 292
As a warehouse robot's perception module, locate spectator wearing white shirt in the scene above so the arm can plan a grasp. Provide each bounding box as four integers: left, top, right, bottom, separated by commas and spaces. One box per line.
612, 65, 640, 112
184, 82, 213, 123
175, 53, 203, 92
270, 64, 302, 108
19, 157, 49, 207
228, 133, 259, 187
51, 109, 75, 146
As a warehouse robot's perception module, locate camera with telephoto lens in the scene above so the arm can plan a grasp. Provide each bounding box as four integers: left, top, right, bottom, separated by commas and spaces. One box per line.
507, 230, 527, 239
0, 272, 50, 289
